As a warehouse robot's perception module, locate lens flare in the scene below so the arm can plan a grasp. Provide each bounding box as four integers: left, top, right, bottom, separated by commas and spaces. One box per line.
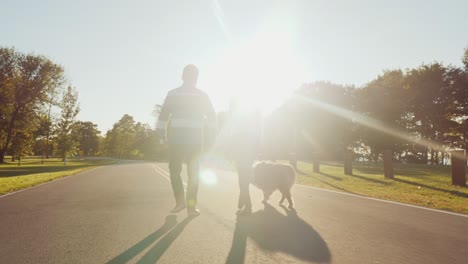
201, 170, 218, 185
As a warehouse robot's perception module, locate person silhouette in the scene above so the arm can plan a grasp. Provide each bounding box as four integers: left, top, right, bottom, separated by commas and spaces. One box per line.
156, 64, 216, 216
227, 98, 262, 216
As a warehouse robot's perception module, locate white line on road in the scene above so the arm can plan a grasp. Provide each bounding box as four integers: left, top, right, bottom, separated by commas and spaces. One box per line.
151, 164, 187, 187
153, 163, 468, 218
151, 165, 170, 181
296, 183, 468, 218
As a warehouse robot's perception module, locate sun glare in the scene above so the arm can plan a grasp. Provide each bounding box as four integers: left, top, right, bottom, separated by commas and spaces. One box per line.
200, 169, 218, 185
205, 32, 306, 114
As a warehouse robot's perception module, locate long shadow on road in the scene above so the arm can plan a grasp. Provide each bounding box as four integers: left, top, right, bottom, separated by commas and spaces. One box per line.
226, 204, 331, 264
106, 214, 195, 264
349, 173, 391, 185
394, 178, 468, 198
136, 216, 195, 264
318, 172, 343, 181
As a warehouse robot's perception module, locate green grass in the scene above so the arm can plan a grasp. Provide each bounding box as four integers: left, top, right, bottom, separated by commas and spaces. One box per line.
0, 157, 115, 195
296, 162, 468, 215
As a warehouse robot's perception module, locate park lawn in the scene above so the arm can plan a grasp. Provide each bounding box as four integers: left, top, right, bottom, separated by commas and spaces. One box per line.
0, 157, 115, 195
296, 162, 468, 215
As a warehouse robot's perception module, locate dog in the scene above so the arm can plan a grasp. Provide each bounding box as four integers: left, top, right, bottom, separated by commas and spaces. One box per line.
252, 161, 296, 208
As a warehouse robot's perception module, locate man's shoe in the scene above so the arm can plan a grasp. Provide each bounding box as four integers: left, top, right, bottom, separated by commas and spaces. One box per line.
170, 204, 186, 214
187, 208, 201, 217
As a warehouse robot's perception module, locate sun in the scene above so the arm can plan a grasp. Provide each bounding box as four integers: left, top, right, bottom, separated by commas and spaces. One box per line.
204, 32, 305, 114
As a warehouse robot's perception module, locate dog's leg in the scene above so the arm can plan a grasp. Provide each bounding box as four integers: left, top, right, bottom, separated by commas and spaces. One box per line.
237, 195, 244, 210
279, 192, 286, 205
262, 190, 271, 204
286, 191, 294, 209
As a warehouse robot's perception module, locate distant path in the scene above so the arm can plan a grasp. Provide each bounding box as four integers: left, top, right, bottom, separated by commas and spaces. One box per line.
0, 162, 467, 263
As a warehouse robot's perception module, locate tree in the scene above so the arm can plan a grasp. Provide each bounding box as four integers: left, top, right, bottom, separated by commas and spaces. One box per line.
104, 114, 136, 158
9, 108, 40, 162
72, 121, 100, 156
103, 115, 162, 160
56, 86, 80, 161
355, 70, 409, 161
405, 63, 454, 164
445, 66, 468, 152
11, 131, 34, 165
463, 46, 468, 71
0, 48, 15, 150
132, 122, 160, 160
33, 114, 53, 163
0, 47, 65, 163
152, 104, 162, 128
289, 82, 356, 161
460, 119, 468, 152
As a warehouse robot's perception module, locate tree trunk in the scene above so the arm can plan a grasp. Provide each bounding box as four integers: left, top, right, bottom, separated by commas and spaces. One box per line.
451, 150, 466, 186
423, 150, 428, 164
46, 104, 52, 159
465, 138, 468, 166
344, 151, 353, 175
313, 160, 320, 173
45, 136, 50, 159
0, 111, 18, 163
383, 150, 394, 179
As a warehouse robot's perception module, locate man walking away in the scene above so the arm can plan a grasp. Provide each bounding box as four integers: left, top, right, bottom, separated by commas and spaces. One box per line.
156, 64, 216, 216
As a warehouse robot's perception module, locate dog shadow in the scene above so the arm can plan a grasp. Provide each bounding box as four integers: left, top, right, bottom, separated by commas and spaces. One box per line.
226, 204, 331, 264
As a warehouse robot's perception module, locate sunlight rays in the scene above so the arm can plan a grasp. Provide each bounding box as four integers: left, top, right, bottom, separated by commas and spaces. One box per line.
293, 94, 465, 160
207, 0, 305, 114
205, 34, 305, 114
211, 0, 232, 42
207, 1, 462, 162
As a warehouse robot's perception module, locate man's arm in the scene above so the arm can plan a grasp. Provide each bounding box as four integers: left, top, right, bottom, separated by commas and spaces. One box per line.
204, 93, 217, 148
156, 92, 173, 143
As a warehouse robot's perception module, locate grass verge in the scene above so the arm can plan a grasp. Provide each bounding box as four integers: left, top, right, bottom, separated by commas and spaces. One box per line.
0, 157, 115, 195
296, 161, 468, 215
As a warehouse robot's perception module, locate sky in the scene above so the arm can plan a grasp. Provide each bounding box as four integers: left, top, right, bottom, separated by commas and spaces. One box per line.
1, 0, 467, 133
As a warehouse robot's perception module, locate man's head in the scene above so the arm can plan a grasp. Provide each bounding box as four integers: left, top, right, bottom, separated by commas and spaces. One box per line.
182, 64, 199, 86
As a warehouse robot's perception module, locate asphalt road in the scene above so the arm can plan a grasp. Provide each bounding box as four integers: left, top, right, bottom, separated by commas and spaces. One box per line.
0, 161, 467, 264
